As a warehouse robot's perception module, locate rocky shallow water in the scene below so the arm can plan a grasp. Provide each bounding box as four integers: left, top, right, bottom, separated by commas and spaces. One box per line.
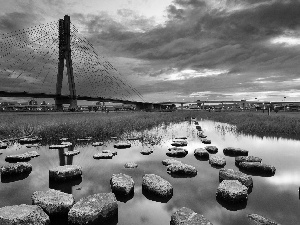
0, 119, 299, 224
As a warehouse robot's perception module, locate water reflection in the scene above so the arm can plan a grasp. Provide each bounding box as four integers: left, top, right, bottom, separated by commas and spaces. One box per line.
0, 120, 299, 224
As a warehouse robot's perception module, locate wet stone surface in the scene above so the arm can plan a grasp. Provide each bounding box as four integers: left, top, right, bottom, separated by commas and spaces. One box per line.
247, 214, 281, 225
124, 162, 138, 168
162, 159, 182, 166
1, 162, 32, 176
209, 156, 226, 168
167, 163, 197, 176
216, 180, 248, 203
219, 168, 253, 188
194, 148, 209, 159
110, 173, 134, 196
170, 207, 213, 225
235, 156, 262, 167
142, 174, 173, 199
239, 162, 276, 176
205, 146, 218, 154
49, 165, 82, 181
223, 147, 248, 156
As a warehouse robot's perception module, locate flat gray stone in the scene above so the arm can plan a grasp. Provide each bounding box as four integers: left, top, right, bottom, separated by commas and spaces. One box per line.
49, 144, 69, 149
239, 162, 276, 176
162, 159, 182, 166
32, 189, 75, 216
209, 156, 226, 168
219, 168, 253, 188
114, 142, 131, 149
235, 156, 262, 167
49, 165, 82, 181
202, 139, 211, 144
93, 152, 113, 159
171, 207, 213, 225
167, 163, 197, 176
194, 148, 209, 159
68, 193, 118, 225
223, 147, 248, 156
110, 173, 134, 196
205, 146, 218, 154
1, 162, 32, 176
102, 150, 117, 156
142, 174, 173, 199
0, 204, 49, 225
124, 162, 138, 168
64, 150, 80, 156
26, 151, 40, 158
166, 148, 188, 158
5, 153, 31, 162
216, 180, 248, 203
140, 149, 153, 155
19, 137, 41, 144
247, 214, 281, 225
171, 140, 187, 147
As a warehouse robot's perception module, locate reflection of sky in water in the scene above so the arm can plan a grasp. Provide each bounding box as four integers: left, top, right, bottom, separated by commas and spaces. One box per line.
0, 120, 299, 224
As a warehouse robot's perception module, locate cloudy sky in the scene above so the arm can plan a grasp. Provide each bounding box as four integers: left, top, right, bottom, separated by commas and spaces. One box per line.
1, 0, 300, 103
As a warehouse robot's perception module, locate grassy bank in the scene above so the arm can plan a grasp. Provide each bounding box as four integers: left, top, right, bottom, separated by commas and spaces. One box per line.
0, 110, 299, 143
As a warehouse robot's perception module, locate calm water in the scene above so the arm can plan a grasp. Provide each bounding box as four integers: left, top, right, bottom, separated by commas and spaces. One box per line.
0, 119, 299, 225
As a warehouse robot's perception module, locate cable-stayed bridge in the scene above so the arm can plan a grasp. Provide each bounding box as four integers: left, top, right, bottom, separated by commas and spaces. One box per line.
0, 15, 152, 110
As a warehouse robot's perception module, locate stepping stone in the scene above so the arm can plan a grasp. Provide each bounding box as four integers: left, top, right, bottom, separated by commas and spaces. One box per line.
19, 137, 42, 144
114, 142, 131, 149
0, 142, 8, 149
59, 138, 68, 141
1, 162, 32, 176
127, 137, 139, 141
171, 207, 213, 225
5, 151, 37, 162
32, 189, 75, 216
235, 156, 262, 167
92, 142, 104, 146
194, 148, 209, 159
68, 193, 118, 225
202, 139, 211, 144
216, 180, 248, 203
239, 162, 276, 176
174, 137, 187, 139
205, 146, 218, 154
194, 121, 199, 125
64, 150, 80, 156
124, 162, 138, 168
93, 152, 113, 159
49, 165, 82, 181
110, 173, 134, 196
26, 151, 40, 158
140, 149, 153, 155
219, 168, 253, 188
0, 204, 49, 225
61, 142, 72, 147
26, 144, 40, 148
167, 163, 197, 176
196, 125, 202, 130
162, 159, 182, 166
102, 150, 117, 156
223, 147, 248, 156
198, 133, 207, 138
166, 148, 188, 158
247, 214, 281, 225
77, 137, 92, 141
142, 174, 173, 199
171, 140, 187, 147
209, 156, 226, 168
49, 144, 69, 149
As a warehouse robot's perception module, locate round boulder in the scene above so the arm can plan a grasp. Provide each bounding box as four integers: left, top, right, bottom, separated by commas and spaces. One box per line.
142, 174, 173, 199
5, 153, 32, 162
32, 189, 75, 216
219, 168, 253, 188
0, 204, 49, 225
162, 159, 182, 166
194, 148, 209, 159
166, 148, 188, 158
216, 180, 248, 203
223, 147, 248, 156
205, 146, 218, 154
171, 207, 213, 225
49, 165, 82, 181
167, 163, 197, 176
235, 156, 262, 167
110, 173, 134, 196
239, 162, 276, 176
209, 156, 226, 168
68, 193, 118, 225
124, 162, 138, 168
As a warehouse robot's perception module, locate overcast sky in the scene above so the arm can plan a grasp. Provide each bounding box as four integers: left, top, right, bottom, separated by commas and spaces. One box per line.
1, 0, 300, 103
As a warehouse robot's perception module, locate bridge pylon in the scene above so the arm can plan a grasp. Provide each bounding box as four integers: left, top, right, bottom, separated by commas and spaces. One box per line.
55, 15, 77, 111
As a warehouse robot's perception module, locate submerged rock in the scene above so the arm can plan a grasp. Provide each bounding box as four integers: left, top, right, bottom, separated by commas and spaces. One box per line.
49, 165, 82, 181
223, 147, 248, 156
170, 207, 213, 225
114, 142, 131, 149
124, 162, 138, 168
142, 174, 173, 199
209, 156, 226, 168
171, 140, 188, 147
194, 148, 209, 159
216, 180, 248, 203
140, 149, 153, 155
68, 193, 118, 225
0, 204, 49, 225
166, 148, 188, 158
235, 156, 262, 167
247, 214, 281, 225
1, 162, 32, 176
110, 173, 134, 196
202, 139, 211, 144
239, 162, 276, 176
167, 163, 197, 176
219, 168, 253, 188
32, 189, 75, 216
64, 150, 80, 156
205, 146, 218, 154
162, 159, 182, 166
